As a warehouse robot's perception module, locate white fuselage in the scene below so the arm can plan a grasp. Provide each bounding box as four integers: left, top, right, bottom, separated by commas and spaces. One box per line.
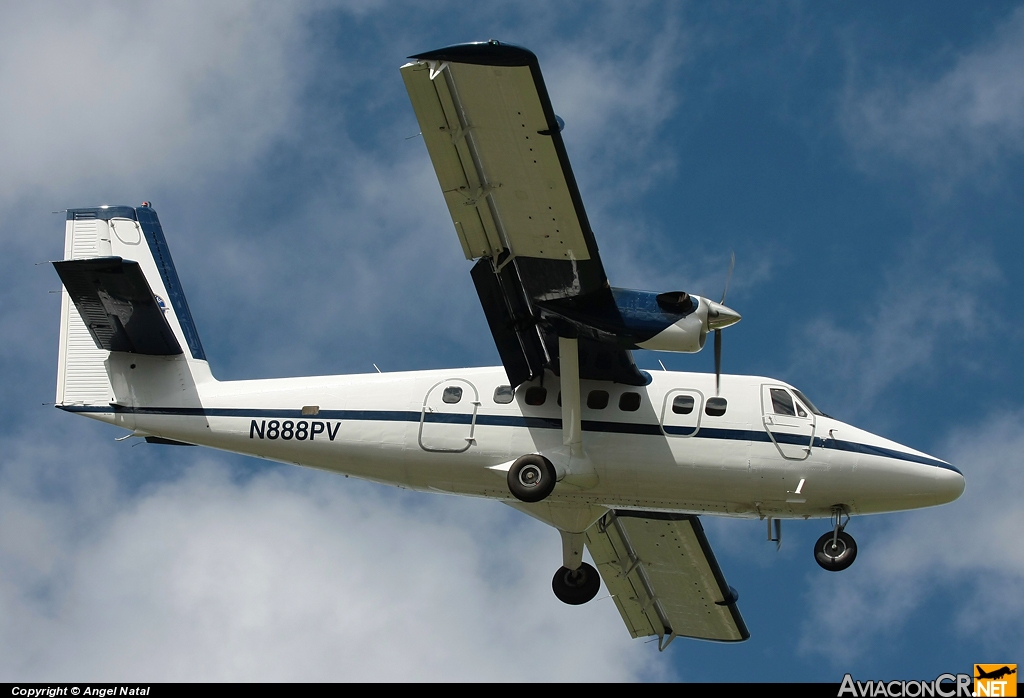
65, 358, 964, 519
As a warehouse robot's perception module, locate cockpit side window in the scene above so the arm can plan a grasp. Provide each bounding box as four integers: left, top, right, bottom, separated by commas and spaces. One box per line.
770, 388, 796, 416
792, 388, 825, 416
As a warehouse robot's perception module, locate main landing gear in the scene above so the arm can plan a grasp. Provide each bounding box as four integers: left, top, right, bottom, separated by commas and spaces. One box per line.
552, 562, 600, 605
507, 453, 557, 502
814, 507, 857, 572
549, 529, 600, 605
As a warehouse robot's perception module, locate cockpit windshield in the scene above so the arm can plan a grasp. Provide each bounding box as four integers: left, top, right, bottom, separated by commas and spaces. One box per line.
792, 388, 827, 417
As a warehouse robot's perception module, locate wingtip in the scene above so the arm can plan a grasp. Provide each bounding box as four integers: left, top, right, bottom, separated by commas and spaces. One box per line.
409, 40, 536, 67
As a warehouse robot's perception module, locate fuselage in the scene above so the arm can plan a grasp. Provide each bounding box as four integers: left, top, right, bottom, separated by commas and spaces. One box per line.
63, 361, 964, 519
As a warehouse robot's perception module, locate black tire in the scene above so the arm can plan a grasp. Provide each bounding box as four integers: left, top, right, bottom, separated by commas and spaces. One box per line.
551, 562, 601, 605
814, 530, 858, 571
507, 454, 557, 503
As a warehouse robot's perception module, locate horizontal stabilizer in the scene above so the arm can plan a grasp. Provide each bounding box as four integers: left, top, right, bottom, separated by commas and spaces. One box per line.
52, 257, 183, 355
144, 436, 195, 446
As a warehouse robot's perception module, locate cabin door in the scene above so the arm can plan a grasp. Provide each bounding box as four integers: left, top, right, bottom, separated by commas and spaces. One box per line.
660, 389, 703, 437
419, 378, 479, 453
761, 385, 815, 461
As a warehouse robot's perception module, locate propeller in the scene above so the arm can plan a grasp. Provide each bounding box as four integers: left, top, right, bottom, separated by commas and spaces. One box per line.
710, 253, 736, 395
714, 325, 723, 395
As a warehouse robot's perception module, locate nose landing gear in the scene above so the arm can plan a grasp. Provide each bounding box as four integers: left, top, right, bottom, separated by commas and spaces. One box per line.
814, 507, 857, 572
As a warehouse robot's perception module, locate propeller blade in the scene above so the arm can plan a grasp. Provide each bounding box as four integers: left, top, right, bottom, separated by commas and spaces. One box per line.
720, 252, 735, 304
714, 328, 722, 395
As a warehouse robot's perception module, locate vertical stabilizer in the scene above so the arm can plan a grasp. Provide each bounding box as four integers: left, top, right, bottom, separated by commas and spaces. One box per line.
55, 205, 211, 408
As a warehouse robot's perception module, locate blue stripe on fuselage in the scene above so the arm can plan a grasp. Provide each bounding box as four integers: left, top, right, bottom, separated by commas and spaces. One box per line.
58, 404, 959, 474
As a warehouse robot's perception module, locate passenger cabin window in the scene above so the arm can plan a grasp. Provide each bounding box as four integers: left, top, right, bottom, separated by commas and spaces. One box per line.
705, 397, 727, 416
770, 388, 796, 416
619, 392, 641, 412
442, 386, 463, 404
493, 385, 514, 404
587, 390, 609, 409
672, 395, 695, 415
524, 387, 547, 406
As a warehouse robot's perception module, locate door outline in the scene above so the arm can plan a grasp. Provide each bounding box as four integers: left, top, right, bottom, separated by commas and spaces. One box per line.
760, 384, 815, 461
660, 389, 704, 437
418, 378, 480, 453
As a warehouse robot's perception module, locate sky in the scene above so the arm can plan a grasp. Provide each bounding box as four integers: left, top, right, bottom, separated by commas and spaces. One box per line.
1, 0, 1022, 682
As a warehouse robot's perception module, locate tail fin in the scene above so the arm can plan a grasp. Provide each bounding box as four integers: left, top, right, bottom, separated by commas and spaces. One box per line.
54, 205, 211, 407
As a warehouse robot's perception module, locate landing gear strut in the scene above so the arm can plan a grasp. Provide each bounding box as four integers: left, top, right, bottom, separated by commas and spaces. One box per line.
814, 507, 857, 572
551, 562, 600, 605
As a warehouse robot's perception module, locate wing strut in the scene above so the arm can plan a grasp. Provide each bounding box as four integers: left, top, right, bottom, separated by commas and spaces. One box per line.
558, 336, 582, 456
557, 335, 589, 564
557, 335, 599, 490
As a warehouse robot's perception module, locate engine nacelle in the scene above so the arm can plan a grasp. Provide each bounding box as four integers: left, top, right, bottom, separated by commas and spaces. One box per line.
535, 287, 739, 354
634, 294, 709, 352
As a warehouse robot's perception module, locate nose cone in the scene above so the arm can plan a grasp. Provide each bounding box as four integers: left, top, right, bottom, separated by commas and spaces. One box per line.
705, 299, 741, 330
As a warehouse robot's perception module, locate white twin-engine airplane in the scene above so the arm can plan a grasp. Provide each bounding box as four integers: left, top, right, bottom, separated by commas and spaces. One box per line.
52, 41, 964, 649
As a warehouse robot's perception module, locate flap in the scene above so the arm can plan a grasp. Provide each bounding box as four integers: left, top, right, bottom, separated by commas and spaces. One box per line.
585, 511, 749, 646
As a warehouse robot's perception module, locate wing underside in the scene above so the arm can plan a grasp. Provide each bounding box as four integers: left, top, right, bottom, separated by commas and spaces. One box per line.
402, 42, 646, 387
402, 45, 597, 267
586, 511, 749, 647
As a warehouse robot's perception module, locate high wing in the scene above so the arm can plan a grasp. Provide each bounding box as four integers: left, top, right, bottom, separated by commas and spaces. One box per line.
402, 41, 647, 387
586, 511, 749, 647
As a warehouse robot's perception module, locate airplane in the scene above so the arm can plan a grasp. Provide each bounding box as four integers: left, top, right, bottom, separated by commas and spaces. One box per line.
50, 40, 965, 650
975, 667, 1017, 681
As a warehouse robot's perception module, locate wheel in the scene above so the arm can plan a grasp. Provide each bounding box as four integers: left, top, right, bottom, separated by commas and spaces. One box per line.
507, 454, 557, 502
551, 562, 601, 605
814, 530, 858, 571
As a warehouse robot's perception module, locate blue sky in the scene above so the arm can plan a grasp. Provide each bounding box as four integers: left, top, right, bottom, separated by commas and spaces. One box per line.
1, 0, 1022, 681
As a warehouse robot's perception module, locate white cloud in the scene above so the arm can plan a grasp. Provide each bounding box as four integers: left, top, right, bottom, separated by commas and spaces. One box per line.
841, 6, 1024, 185
0, 435, 666, 681
798, 411, 1024, 662
0, 2, 319, 208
